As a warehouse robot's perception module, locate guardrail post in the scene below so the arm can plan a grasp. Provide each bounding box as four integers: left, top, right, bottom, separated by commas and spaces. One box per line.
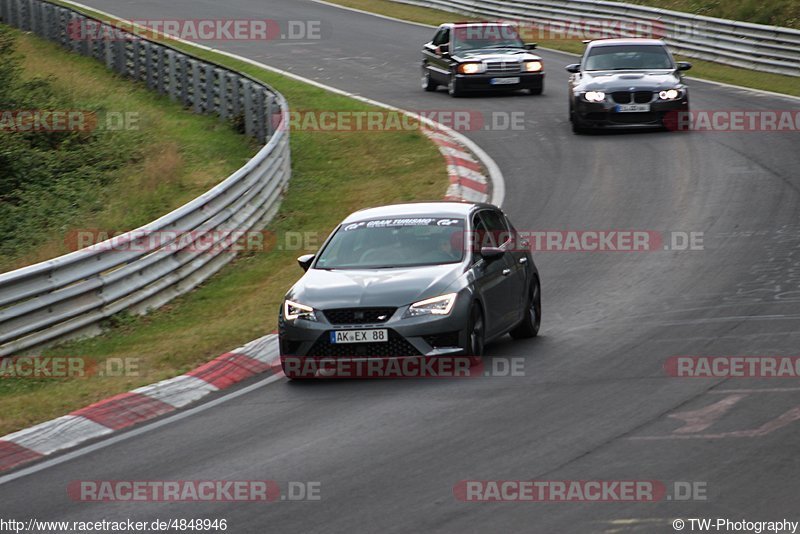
243, 80, 255, 138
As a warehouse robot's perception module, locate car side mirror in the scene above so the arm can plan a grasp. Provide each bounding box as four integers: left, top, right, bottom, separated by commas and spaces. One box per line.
437, 44, 450, 57
480, 247, 505, 261
525, 43, 537, 50
297, 254, 315, 272
676, 61, 692, 71
565, 63, 581, 73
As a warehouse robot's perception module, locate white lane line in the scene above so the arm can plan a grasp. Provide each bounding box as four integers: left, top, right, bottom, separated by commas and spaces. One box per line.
0, 373, 284, 486
310, 0, 800, 103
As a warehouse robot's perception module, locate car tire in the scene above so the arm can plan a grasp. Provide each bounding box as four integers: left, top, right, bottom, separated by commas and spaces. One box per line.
448, 74, 463, 97
461, 303, 485, 366
571, 109, 588, 134
529, 86, 543, 96
510, 278, 541, 339
422, 67, 438, 92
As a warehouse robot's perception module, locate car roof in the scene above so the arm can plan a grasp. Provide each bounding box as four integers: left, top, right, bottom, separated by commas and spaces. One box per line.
341, 202, 494, 223
446, 21, 515, 28
587, 38, 666, 47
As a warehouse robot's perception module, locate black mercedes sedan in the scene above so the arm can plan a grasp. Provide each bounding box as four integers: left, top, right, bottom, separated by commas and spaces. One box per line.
421, 22, 545, 97
566, 38, 691, 133
279, 202, 541, 379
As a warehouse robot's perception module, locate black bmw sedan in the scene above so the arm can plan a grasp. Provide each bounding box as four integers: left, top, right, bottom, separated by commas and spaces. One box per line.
279, 202, 541, 379
566, 38, 691, 133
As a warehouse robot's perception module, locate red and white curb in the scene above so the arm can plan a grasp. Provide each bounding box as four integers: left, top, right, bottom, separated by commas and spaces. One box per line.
423, 129, 491, 203
0, 335, 280, 472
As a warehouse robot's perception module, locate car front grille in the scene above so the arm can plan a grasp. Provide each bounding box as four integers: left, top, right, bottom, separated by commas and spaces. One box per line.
609, 112, 660, 124
322, 307, 396, 325
611, 91, 653, 104
485, 60, 521, 74
307, 329, 422, 358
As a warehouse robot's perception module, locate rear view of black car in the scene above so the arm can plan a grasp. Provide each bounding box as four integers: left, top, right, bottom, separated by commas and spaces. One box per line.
566, 38, 691, 133
422, 22, 545, 97
278, 202, 542, 379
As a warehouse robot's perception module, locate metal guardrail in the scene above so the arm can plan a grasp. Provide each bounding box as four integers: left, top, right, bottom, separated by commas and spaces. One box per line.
0, 0, 292, 356
391, 0, 800, 77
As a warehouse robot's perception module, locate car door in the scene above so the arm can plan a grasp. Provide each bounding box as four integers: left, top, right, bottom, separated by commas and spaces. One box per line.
423, 26, 451, 85
469, 210, 522, 338
480, 209, 526, 328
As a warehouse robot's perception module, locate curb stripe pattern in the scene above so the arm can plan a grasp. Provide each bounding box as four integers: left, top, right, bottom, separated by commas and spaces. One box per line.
0, 335, 280, 472
423, 129, 491, 204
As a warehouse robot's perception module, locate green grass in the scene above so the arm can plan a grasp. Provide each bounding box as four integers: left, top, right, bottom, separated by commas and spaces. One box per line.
0, 27, 257, 272
0, 6, 447, 435
325, 0, 800, 98
626, 0, 800, 29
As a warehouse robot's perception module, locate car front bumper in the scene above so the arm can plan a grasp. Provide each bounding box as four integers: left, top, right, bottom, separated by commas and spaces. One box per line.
574, 97, 689, 128
279, 297, 473, 377
455, 72, 544, 92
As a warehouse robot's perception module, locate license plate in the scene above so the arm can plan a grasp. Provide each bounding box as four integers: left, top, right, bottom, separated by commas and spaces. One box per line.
490, 77, 520, 85
330, 329, 388, 344
616, 104, 651, 113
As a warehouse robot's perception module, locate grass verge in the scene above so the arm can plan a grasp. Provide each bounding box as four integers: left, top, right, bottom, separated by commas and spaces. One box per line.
0, 27, 257, 271
0, 8, 447, 435
325, 0, 800, 98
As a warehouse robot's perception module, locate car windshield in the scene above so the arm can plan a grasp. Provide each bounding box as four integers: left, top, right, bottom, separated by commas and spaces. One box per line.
452, 25, 524, 51
315, 217, 466, 269
584, 44, 673, 71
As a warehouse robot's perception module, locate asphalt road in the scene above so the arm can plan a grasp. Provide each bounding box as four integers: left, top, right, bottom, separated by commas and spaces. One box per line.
2, 1, 800, 532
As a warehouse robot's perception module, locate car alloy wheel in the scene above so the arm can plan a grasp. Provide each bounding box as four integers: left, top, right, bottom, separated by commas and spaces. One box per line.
510, 278, 541, 339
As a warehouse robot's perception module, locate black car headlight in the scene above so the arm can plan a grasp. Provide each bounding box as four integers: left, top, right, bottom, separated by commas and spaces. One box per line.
658, 89, 682, 100
404, 293, 457, 318
283, 300, 318, 322
582, 91, 606, 103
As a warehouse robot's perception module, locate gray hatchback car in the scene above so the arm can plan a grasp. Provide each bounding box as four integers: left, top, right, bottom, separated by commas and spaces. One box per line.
279, 202, 541, 379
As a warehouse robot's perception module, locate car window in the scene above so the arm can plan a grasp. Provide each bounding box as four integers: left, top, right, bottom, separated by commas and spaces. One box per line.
478, 210, 511, 246
315, 217, 465, 270
432, 28, 449, 46
453, 25, 523, 51
471, 212, 494, 261
584, 45, 673, 71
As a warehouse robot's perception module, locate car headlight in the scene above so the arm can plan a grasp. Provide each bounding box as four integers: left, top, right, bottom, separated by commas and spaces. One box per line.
404, 293, 457, 318
458, 62, 486, 75
523, 60, 543, 72
658, 89, 681, 100
583, 91, 606, 102
283, 300, 318, 322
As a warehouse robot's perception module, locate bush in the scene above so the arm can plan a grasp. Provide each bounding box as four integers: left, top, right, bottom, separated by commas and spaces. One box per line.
0, 26, 144, 263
